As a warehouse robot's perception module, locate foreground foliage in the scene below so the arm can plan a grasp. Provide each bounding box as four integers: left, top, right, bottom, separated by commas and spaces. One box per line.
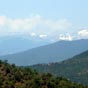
0, 60, 88, 88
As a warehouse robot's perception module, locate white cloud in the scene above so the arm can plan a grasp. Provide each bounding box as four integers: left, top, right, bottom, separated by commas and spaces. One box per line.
78, 29, 88, 37
39, 34, 47, 39
30, 32, 36, 37
1, 15, 88, 41
44, 19, 71, 31
8, 15, 41, 33
0, 15, 72, 41
59, 34, 73, 41
77, 29, 88, 40
0, 16, 6, 26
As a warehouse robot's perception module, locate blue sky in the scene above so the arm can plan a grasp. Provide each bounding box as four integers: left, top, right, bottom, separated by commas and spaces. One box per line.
0, 0, 88, 41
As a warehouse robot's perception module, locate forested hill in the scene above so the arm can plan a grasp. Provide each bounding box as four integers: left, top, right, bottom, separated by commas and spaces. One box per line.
30, 50, 88, 85
0, 60, 88, 88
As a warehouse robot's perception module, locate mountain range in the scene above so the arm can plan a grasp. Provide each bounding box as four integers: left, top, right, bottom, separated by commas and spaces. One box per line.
0, 39, 88, 66
0, 36, 50, 55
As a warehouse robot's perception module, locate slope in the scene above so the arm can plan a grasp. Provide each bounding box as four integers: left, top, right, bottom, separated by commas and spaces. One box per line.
0, 60, 87, 88
31, 50, 88, 85
0, 36, 50, 55
0, 39, 88, 65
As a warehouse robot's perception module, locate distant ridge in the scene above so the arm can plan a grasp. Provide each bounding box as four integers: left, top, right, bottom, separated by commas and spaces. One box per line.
0, 36, 50, 55
0, 39, 88, 66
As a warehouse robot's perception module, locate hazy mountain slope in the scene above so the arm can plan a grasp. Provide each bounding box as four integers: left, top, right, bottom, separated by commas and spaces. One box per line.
0, 36, 50, 55
0, 39, 88, 66
31, 50, 88, 85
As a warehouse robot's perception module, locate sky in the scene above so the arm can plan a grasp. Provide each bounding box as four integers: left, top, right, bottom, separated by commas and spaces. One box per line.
0, 0, 88, 42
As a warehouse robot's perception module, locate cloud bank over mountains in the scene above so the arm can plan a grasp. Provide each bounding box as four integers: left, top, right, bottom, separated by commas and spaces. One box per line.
0, 15, 88, 41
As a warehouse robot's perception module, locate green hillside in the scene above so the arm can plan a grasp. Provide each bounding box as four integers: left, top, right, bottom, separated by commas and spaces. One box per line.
30, 50, 88, 85
0, 60, 87, 88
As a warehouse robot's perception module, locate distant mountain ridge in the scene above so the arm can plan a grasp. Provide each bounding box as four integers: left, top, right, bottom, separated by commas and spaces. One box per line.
0, 39, 88, 66
0, 36, 50, 55
30, 50, 88, 85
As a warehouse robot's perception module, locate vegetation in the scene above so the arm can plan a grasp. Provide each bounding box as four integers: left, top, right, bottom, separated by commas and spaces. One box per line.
0, 60, 88, 88
31, 50, 88, 85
